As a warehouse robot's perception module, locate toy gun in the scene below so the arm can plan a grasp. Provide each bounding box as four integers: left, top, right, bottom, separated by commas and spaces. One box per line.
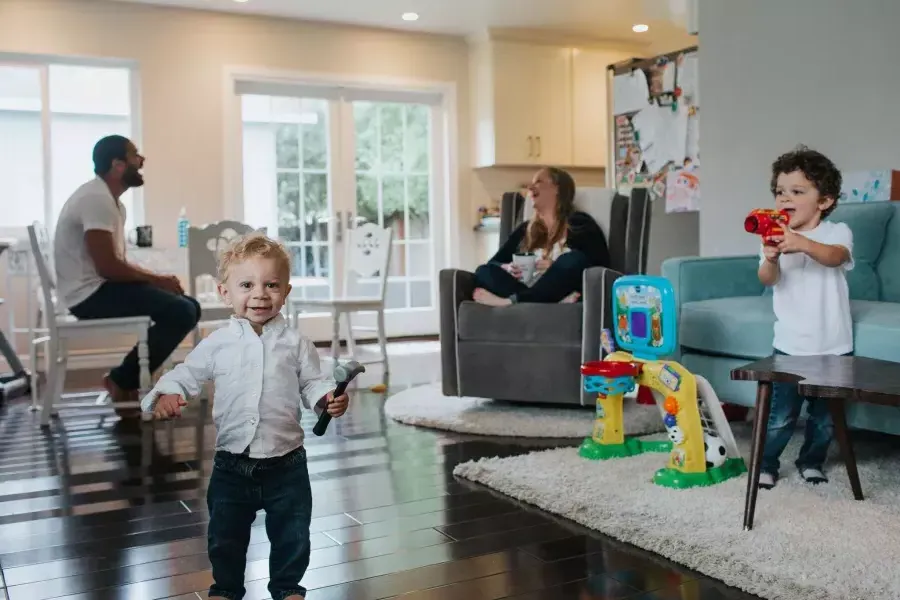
744, 209, 789, 246
312, 360, 365, 436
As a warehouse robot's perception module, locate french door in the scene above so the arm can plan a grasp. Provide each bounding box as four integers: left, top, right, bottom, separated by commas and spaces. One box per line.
238, 83, 446, 342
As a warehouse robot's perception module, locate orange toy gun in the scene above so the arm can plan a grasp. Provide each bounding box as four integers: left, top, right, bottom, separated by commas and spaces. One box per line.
744, 209, 789, 246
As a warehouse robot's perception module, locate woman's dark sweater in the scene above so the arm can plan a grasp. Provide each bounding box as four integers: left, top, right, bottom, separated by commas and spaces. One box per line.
487, 211, 611, 268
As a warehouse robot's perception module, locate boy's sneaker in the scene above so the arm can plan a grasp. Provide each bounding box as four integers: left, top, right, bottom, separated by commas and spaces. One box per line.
758, 472, 777, 489
800, 467, 828, 484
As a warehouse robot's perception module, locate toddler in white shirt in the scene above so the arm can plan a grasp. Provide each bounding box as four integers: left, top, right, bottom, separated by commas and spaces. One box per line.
140, 233, 349, 600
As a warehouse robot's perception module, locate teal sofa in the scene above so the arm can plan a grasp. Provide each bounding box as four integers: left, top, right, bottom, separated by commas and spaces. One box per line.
662, 201, 900, 435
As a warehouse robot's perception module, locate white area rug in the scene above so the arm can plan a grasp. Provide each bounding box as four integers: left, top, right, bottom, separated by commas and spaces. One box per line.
384, 382, 664, 438
454, 424, 900, 600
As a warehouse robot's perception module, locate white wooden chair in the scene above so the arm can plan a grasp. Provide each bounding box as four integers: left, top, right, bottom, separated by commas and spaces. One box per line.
26, 223, 152, 427
288, 222, 392, 373
188, 220, 262, 345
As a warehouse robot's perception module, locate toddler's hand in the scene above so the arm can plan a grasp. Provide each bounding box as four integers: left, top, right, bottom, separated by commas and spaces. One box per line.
153, 393, 187, 419
762, 244, 781, 263
325, 391, 350, 418
775, 228, 809, 255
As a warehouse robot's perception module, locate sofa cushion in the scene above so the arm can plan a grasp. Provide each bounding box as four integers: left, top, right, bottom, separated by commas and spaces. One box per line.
681, 296, 900, 360
851, 300, 900, 361
828, 202, 893, 301
457, 301, 582, 344
680, 297, 774, 359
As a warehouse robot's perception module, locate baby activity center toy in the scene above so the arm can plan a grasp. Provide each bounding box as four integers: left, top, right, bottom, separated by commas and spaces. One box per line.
580, 275, 746, 489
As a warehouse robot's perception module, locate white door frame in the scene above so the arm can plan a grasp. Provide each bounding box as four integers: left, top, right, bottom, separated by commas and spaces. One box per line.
221, 65, 459, 341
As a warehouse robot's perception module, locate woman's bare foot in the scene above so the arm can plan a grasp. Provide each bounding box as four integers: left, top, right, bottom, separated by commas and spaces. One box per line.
473, 288, 512, 307
559, 291, 581, 304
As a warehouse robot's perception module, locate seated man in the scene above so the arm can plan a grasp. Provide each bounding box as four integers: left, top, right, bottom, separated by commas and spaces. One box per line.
54, 135, 201, 415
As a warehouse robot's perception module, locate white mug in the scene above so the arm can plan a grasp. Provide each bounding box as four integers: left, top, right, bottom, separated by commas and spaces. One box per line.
512, 252, 536, 282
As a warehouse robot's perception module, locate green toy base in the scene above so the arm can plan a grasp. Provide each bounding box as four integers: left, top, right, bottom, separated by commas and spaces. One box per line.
578, 436, 672, 460
652, 458, 748, 489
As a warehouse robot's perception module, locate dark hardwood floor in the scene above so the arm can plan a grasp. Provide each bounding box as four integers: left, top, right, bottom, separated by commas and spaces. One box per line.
0, 352, 762, 600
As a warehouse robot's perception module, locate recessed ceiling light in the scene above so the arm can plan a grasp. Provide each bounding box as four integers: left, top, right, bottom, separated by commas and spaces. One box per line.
402, 12, 419, 21
632, 23, 649, 33
233, 0, 249, 3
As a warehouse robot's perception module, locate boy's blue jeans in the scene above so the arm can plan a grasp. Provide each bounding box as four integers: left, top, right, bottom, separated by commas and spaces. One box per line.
761, 349, 848, 476
207, 445, 312, 600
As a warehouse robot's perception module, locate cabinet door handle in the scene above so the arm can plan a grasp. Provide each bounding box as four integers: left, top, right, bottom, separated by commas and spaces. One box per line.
536, 136, 542, 157
527, 135, 533, 157
335, 210, 343, 243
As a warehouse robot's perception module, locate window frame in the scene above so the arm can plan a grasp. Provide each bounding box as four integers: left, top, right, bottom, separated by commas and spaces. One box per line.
0, 52, 143, 236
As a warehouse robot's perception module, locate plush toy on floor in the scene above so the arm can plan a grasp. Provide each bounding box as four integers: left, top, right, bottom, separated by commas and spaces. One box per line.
579, 274, 747, 489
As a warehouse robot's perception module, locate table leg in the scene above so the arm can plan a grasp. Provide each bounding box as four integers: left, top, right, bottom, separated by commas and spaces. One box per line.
744, 381, 772, 531
827, 397, 864, 501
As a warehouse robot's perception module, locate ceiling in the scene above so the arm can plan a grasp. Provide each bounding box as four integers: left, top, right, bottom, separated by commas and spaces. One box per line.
110, 0, 696, 47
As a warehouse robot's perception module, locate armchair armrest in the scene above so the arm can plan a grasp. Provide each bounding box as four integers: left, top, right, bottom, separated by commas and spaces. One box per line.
661, 256, 763, 306
439, 268, 475, 396
580, 266, 622, 405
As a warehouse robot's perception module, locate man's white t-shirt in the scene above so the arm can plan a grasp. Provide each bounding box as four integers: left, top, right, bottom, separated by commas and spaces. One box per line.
759, 220, 854, 356
54, 177, 127, 309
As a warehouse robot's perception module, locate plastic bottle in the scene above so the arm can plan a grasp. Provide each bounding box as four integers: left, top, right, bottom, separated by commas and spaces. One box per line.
177, 207, 189, 248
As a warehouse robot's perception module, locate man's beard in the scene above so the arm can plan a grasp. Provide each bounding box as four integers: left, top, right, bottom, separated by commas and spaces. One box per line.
123, 165, 144, 188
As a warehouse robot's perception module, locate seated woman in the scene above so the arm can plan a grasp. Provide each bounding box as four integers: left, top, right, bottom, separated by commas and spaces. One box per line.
473, 166, 611, 306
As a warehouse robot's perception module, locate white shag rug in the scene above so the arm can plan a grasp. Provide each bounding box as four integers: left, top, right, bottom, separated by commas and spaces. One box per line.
384, 382, 663, 438
454, 424, 900, 600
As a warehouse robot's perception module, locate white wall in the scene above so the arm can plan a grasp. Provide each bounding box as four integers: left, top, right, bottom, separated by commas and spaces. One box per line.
699, 0, 900, 256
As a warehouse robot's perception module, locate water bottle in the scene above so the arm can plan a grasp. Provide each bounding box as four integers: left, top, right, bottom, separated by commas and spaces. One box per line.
177, 207, 189, 248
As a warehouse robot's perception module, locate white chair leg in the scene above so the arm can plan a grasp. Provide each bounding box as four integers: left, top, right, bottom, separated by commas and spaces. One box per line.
376, 308, 388, 375
53, 340, 68, 415
331, 309, 341, 363
345, 312, 357, 359
28, 339, 39, 411
40, 341, 56, 427
137, 326, 151, 396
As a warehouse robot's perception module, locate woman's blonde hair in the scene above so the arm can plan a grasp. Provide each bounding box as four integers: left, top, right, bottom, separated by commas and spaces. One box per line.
522, 167, 576, 254
217, 233, 291, 282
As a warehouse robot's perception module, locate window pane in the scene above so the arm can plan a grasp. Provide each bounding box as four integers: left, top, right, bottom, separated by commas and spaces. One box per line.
0, 65, 41, 111
275, 124, 299, 169
381, 175, 404, 239
355, 173, 378, 225
385, 280, 407, 310
405, 104, 430, 173
51, 113, 132, 226
410, 280, 432, 308
408, 241, 431, 277
407, 175, 429, 240
302, 172, 328, 240
49, 65, 130, 116
354, 102, 377, 171
277, 172, 301, 241
379, 103, 404, 172
0, 100, 44, 227
301, 103, 327, 170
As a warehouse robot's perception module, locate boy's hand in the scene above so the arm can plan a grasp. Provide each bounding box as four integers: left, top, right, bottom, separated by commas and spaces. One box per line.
325, 391, 350, 418
153, 393, 188, 419
774, 228, 810, 255
762, 244, 781, 263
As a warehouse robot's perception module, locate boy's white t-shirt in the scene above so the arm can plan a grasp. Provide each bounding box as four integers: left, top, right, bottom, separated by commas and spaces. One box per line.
759, 220, 854, 356
53, 177, 127, 309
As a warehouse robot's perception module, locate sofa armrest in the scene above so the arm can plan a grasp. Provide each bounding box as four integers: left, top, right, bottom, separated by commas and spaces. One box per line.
661, 255, 764, 305
439, 268, 475, 396
579, 266, 622, 405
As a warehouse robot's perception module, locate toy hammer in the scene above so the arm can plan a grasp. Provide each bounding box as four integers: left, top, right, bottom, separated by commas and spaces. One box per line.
312, 360, 365, 436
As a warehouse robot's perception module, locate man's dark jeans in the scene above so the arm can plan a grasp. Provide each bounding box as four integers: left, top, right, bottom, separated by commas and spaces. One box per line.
68, 281, 201, 390
207, 446, 313, 600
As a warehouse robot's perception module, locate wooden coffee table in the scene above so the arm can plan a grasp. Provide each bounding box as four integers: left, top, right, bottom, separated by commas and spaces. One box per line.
731, 354, 900, 530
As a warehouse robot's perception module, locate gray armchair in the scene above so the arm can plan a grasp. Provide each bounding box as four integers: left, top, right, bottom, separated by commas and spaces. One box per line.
440, 187, 651, 406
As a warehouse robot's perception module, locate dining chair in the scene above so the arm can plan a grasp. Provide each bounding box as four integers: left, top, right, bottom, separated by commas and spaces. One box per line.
187, 220, 263, 345
288, 221, 392, 374
26, 223, 152, 428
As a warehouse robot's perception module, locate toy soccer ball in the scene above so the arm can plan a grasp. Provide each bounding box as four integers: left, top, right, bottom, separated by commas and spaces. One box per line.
667, 425, 685, 445
704, 433, 727, 469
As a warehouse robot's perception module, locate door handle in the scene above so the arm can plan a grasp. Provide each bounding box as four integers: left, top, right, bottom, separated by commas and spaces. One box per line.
536, 136, 542, 157
527, 135, 533, 157
335, 210, 343, 243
